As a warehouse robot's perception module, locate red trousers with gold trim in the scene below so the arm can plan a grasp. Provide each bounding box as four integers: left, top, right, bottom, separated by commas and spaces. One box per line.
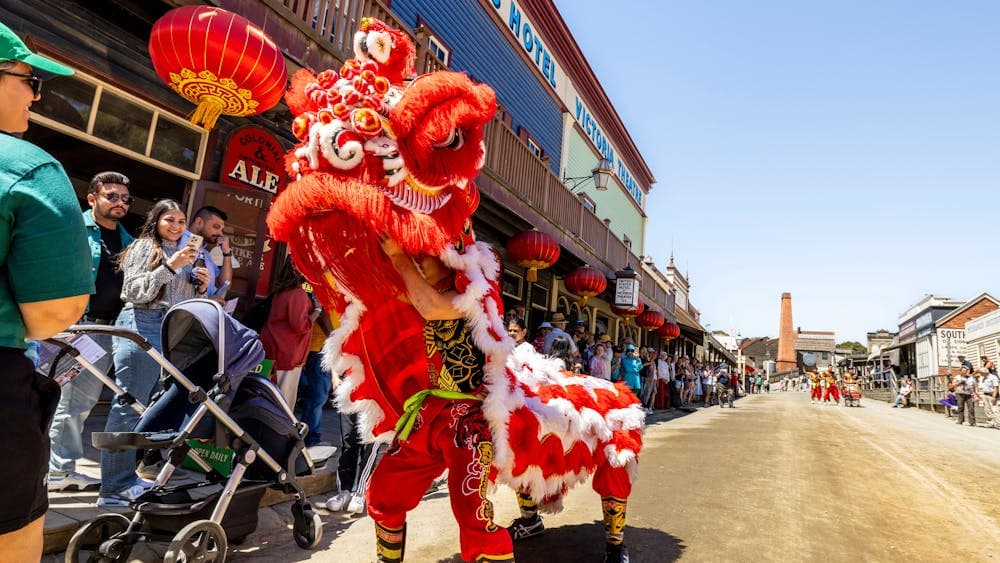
367, 397, 513, 561
810, 386, 822, 400
823, 384, 840, 402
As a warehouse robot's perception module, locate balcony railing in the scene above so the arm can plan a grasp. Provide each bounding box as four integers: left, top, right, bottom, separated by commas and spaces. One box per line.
482, 115, 675, 313
275, 0, 444, 73
233, 0, 669, 313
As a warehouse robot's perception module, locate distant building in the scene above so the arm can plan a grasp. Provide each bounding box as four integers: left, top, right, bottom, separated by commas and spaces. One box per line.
933, 293, 999, 377
795, 329, 837, 370
867, 330, 896, 356
740, 337, 780, 370
888, 294, 964, 379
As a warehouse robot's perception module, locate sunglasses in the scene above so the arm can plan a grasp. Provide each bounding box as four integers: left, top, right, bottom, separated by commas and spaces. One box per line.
1, 70, 42, 98
102, 192, 134, 205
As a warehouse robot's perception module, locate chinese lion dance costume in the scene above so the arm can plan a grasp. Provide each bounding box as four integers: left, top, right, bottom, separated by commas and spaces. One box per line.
267, 18, 644, 563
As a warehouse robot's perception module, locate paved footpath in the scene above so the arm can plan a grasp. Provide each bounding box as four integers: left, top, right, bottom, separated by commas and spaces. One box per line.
50, 393, 999, 562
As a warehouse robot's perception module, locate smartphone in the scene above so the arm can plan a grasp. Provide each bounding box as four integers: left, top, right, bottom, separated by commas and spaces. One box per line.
186, 234, 204, 250
214, 280, 231, 299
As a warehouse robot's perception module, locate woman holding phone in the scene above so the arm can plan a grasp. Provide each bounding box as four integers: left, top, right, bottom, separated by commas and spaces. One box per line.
98, 199, 206, 507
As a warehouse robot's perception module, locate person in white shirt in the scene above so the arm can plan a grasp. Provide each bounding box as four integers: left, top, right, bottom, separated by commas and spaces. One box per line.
891, 379, 913, 408
978, 369, 999, 428
952, 369, 977, 426
507, 317, 534, 355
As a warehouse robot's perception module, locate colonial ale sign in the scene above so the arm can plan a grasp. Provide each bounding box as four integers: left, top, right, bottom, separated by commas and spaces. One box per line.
220, 126, 286, 194
219, 126, 286, 296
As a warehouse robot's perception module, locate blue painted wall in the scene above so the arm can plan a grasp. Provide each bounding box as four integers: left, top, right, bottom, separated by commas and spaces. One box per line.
389, 0, 563, 175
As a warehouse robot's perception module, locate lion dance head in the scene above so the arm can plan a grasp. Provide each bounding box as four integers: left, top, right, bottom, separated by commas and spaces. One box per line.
268, 18, 496, 309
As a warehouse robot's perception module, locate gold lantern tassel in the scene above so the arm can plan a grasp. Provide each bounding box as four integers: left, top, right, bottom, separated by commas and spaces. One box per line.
526, 268, 538, 282
190, 97, 225, 129
576, 295, 589, 307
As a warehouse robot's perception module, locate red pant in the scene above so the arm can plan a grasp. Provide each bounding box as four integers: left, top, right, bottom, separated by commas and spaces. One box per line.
811, 386, 822, 400
654, 379, 670, 409
367, 397, 512, 561
823, 385, 840, 402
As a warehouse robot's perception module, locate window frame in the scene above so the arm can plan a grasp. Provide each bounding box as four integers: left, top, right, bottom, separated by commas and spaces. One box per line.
29, 67, 208, 180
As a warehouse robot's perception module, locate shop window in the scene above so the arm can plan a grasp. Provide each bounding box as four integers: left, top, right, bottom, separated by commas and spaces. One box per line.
427, 34, 450, 66
531, 284, 548, 312
580, 194, 596, 213
502, 270, 524, 300
93, 90, 153, 154
35, 75, 95, 130
150, 116, 201, 172
30, 68, 206, 179
526, 137, 542, 158
517, 126, 543, 158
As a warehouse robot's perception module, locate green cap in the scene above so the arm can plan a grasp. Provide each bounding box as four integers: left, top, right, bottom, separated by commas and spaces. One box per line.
0, 21, 72, 76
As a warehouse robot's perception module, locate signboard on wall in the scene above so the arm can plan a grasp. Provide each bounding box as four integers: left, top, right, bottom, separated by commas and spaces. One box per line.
936, 328, 966, 367
614, 277, 639, 308
484, 0, 645, 207
218, 126, 288, 297
219, 126, 286, 194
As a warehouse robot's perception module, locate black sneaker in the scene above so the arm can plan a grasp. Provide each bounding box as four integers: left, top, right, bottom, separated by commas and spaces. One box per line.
604, 543, 630, 563
507, 515, 545, 540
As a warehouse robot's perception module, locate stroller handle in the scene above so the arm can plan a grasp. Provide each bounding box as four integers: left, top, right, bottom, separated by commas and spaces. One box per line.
55, 325, 156, 351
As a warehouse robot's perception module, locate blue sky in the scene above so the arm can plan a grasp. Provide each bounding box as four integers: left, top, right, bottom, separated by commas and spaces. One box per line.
552, 0, 1000, 344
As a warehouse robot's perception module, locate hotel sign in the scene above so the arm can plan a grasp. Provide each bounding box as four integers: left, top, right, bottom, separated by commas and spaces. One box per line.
486, 0, 644, 206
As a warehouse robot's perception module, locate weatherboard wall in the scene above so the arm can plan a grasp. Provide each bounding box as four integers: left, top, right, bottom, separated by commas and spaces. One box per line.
389, 0, 564, 176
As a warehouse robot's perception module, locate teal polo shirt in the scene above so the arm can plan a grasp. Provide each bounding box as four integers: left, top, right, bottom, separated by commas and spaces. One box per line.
0, 133, 93, 349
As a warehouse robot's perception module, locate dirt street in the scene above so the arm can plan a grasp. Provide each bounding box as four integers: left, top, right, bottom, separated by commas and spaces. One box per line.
57, 393, 998, 562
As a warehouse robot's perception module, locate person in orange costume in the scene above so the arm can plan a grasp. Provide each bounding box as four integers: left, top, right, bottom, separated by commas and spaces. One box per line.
809, 368, 822, 404
822, 367, 841, 405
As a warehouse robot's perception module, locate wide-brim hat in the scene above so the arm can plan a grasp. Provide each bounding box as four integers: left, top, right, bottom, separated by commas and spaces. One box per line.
550, 312, 567, 323
0, 22, 73, 76
538, 322, 554, 329
598, 334, 612, 343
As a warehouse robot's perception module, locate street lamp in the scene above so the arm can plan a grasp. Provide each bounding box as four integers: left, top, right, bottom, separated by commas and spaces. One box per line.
564, 157, 614, 191
736, 332, 743, 379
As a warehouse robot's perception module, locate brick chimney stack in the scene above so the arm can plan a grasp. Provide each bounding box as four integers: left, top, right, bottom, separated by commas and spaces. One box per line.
777, 292, 797, 371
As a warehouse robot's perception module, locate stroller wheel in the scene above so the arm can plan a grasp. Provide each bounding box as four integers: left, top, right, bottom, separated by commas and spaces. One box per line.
292, 502, 323, 549
66, 513, 132, 563
164, 520, 227, 563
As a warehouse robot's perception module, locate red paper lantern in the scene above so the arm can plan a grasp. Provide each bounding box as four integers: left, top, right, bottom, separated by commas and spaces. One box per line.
564, 265, 607, 306
656, 321, 681, 341
611, 298, 644, 325
636, 309, 665, 330
505, 229, 559, 282
149, 6, 288, 129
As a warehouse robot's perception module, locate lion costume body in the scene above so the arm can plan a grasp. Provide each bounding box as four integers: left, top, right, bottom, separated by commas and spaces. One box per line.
267, 18, 644, 563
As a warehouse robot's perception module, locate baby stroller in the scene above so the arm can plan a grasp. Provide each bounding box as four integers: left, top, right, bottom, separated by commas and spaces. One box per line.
48, 299, 322, 562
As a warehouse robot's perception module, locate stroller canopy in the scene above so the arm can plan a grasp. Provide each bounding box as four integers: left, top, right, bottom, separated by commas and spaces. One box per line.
161, 299, 265, 392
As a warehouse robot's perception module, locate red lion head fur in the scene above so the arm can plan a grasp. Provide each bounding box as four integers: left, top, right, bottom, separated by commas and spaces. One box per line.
268, 19, 496, 308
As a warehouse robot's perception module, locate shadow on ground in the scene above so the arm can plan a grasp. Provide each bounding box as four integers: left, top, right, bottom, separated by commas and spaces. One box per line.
431, 522, 685, 563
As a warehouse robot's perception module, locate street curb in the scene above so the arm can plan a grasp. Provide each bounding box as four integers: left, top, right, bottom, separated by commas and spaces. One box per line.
43, 461, 338, 555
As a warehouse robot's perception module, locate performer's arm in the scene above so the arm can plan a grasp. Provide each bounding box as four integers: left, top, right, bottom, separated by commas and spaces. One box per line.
380, 235, 461, 321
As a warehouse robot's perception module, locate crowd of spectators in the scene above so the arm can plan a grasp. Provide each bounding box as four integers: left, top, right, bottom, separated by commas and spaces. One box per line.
506, 311, 743, 415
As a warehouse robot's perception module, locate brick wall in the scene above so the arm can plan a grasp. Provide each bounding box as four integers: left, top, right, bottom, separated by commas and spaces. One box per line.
935, 298, 998, 375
